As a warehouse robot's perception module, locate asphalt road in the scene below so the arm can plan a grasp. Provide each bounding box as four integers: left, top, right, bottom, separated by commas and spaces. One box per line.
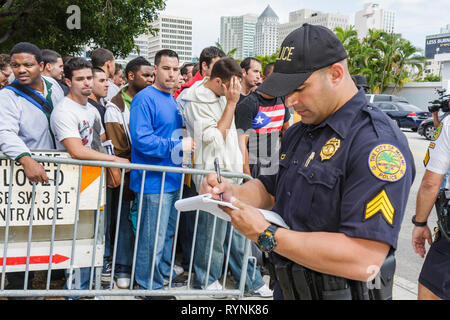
395, 129, 438, 285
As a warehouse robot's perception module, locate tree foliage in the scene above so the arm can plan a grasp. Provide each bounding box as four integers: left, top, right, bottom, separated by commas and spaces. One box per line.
215, 42, 237, 58
255, 52, 278, 72
0, 0, 166, 58
334, 26, 426, 93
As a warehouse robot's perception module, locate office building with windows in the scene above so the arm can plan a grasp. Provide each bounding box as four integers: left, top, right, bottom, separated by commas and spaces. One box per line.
254, 5, 279, 57
220, 14, 258, 60
355, 3, 395, 39
278, 9, 349, 47
148, 15, 193, 64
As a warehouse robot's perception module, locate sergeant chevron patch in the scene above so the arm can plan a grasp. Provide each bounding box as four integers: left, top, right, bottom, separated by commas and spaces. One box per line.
365, 189, 394, 226
423, 149, 430, 167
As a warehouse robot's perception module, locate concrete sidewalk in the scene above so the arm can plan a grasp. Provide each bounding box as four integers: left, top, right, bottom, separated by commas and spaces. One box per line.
102, 274, 419, 300
393, 276, 418, 300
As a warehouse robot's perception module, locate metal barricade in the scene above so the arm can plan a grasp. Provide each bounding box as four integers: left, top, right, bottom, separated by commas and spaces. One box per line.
0, 151, 257, 300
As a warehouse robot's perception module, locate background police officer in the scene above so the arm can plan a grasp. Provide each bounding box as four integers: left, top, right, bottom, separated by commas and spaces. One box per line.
413, 98, 450, 300
200, 24, 415, 300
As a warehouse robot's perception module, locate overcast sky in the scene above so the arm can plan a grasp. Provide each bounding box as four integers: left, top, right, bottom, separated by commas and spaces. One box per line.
161, 0, 450, 57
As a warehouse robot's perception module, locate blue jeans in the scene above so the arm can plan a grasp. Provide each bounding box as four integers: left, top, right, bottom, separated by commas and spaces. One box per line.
64, 189, 135, 296
193, 211, 265, 292
132, 190, 179, 290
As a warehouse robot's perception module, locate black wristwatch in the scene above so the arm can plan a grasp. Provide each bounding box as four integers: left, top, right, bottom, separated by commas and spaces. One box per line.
412, 215, 427, 227
257, 224, 278, 253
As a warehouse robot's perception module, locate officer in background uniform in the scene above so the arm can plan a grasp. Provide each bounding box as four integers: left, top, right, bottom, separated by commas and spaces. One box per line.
413, 99, 450, 300
200, 24, 415, 300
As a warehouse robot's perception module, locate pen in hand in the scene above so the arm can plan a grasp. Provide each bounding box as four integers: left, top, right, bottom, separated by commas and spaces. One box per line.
214, 158, 223, 201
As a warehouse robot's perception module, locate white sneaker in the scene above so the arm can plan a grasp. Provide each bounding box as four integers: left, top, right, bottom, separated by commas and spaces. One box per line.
116, 276, 131, 289
206, 280, 227, 299
249, 284, 273, 298
173, 265, 184, 276
205, 280, 223, 291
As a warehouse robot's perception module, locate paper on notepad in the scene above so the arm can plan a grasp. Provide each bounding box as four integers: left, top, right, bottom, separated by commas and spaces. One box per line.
174, 194, 290, 229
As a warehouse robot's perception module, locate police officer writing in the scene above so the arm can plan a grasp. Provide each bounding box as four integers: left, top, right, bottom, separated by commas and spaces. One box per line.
413, 98, 450, 300
200, 24, 415, 300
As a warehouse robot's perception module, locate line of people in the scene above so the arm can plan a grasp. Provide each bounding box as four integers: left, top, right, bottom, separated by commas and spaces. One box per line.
0, 42, 286, 299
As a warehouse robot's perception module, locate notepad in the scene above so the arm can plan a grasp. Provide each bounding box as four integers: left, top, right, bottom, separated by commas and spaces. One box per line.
174, 193, 289, 229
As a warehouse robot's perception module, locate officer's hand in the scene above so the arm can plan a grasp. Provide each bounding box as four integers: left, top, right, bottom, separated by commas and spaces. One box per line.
200, 173, 233, 201
19, 156, 49, 184
412, 225, 433, 258
220, 197, 270, 242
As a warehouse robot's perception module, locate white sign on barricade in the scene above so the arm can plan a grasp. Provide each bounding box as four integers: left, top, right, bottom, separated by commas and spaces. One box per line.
0, 151, 105, 226
0, 239, 104, 272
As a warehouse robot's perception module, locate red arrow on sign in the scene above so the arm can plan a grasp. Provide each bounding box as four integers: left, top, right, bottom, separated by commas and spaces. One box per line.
0, 254, 69, 266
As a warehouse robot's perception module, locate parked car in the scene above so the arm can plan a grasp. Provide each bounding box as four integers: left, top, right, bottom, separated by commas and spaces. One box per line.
366, 94, 410, 104
418, 113, 448, 140
373, 101, 431, 131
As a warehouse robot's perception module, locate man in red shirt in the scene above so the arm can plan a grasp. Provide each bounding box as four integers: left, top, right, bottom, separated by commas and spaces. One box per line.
174, 46, 225, 99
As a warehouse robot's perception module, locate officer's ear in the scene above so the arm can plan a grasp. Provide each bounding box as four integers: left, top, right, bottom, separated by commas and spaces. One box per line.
328, 62, 345, 87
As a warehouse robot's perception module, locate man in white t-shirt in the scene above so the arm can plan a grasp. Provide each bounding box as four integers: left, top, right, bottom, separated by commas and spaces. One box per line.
50, 57, 129, 297
51, 57, 128, 163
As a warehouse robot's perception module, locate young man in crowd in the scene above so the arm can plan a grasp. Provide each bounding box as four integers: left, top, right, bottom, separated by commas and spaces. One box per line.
41, 49, 69, 96
235, 87, 290, 178
181, 62, 195, 83
239, 57, 262, 104
102, 56, 153, 289
129, 49, 194, 299
88, 67, 109, 127
50, 57, 129, 297
0, 53, 12, 89
174, 46, 225, 100
0, 42, 65, 297
182, 57, 272, 297
112, 63, 125, 89
90, 48, 119, 101
262, 62, 275, 81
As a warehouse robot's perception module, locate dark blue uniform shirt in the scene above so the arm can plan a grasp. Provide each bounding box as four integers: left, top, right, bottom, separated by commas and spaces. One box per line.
259, 89, 415, 250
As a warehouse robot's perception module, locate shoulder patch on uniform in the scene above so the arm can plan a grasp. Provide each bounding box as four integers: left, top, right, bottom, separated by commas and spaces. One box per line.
368, 144, 407, 182
365, 189, 394, 226
431, 123, 442, 141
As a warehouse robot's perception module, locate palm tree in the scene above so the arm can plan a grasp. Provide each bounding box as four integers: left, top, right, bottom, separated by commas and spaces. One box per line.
338, 27, 425, 94
215, 42, 237, 58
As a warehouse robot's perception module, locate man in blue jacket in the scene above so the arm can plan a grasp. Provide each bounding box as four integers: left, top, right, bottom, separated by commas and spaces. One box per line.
129, 49, 194, 299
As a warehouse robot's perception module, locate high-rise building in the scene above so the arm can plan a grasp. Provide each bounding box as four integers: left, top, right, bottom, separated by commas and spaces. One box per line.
278, 9, 349, 47
355, 3, 395, 39
147, 15, 193, 64
220, 14, 258, 60
441, 24, 450, 34
254, 5, 279, 57
116, 34, 150, 66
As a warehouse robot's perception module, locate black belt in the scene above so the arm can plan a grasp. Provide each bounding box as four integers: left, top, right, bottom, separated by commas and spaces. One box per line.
268, 253, 395, 300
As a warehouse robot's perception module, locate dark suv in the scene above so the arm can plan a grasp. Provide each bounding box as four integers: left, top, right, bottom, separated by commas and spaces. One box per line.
366, 94, 409, 104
